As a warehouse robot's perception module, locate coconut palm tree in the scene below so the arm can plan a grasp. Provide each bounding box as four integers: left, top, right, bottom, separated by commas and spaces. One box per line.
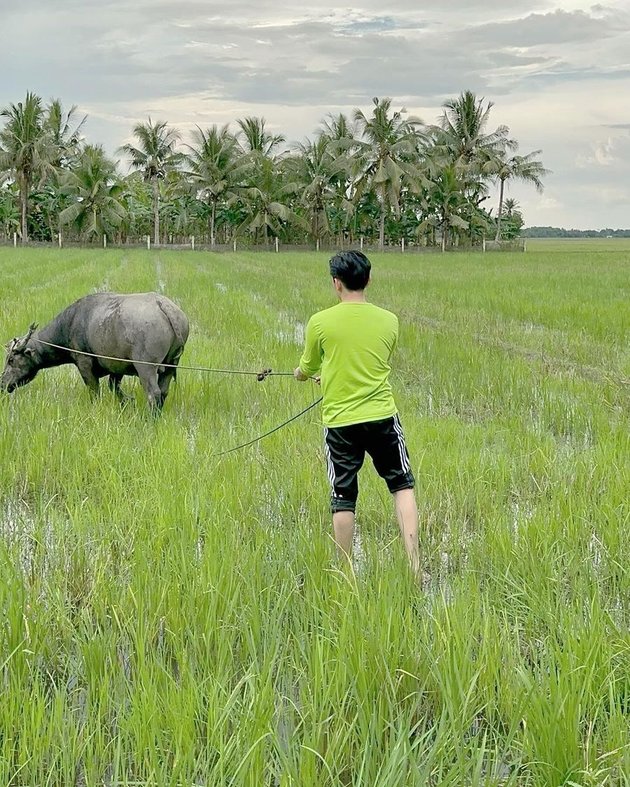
317, 112, 358, 143
315, 113, 360, 243
35, 99, 89, 240
419, 165, 469, 251
46, 99, 86, 169
491, 150, 548, 241
0, 92, 51, 242
184, 125, 246, 246
236, 116, 285, 157
499, 197, 525, 239
283, 136, 345, 246
119, 119, 181, 245
438, 91, 513, 171
435, 91, 516, 221
118, 171, 153, 241
234, 155, 304, 244
59, 145, 126, 240
0, 183, 19, 239
352, 97, 424, 249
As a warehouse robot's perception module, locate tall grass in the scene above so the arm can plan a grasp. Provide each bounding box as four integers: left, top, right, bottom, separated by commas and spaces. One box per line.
0, 247, 629, 785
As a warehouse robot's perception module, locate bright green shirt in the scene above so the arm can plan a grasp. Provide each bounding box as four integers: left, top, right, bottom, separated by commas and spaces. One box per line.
299, 301, 398, 427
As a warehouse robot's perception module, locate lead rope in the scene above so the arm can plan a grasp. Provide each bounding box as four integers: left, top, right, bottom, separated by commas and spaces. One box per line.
35, 338, 291, 379
213, 396, 323, 457
34, 337, 322, 455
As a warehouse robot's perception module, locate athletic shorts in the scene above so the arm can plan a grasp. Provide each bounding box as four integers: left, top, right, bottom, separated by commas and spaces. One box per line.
324, 415, 415, 513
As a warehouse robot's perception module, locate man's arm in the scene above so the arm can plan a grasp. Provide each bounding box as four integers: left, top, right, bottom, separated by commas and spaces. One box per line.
295, 316, 322, 382
387, 315, 399, 361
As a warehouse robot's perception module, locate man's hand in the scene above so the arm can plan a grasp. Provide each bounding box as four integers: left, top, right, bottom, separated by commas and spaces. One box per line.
294, 367, 321, 384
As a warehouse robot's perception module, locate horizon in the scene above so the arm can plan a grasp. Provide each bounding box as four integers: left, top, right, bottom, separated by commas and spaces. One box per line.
2, 1, 629, 231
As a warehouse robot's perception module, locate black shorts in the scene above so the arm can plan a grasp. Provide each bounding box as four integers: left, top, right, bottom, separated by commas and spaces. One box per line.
324, 415, 415, 513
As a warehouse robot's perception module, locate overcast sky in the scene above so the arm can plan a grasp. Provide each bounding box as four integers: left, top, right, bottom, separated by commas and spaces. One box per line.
2, 0, 629, 229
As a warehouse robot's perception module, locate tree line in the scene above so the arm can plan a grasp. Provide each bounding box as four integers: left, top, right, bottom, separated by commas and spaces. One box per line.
522, 227, 630, 238
0, 91, 548, 249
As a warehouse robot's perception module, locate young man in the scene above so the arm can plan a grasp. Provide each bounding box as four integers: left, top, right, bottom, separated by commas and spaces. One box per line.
294, 250, 420, 575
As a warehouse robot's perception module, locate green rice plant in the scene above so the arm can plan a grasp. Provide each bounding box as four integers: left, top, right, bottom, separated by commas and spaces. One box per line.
0, 247, 628, 785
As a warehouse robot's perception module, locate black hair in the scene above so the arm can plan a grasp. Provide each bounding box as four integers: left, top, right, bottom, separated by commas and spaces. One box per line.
329, 250, 371, 291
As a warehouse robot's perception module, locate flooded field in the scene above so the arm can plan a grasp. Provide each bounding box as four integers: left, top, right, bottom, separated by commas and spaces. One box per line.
0, 247, 629, 785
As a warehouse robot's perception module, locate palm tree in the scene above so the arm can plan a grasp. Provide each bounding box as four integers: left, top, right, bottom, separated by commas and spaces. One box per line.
184, 125, 246, 245
318, 112, 358, 143
438, 91, 513, 172
236, 116, 285, 157
283, 136, 343, 245
419, 165, 469, 251
46, 99, 86, 169
435, 91, 516, 224
59, 145, 126, 240
234, 155, 304, 244
0, 92, 51, 242
491, 150, 548, 241
37, 99, 89, 240
0, 183, 19, 239
118, 171, 153, 241
352, 97, 424, 249
119, 119, 181, 245
316, 113, 359, 243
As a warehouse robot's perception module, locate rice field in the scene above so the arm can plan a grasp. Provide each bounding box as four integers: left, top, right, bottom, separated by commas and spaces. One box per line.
0, 246, 629, 786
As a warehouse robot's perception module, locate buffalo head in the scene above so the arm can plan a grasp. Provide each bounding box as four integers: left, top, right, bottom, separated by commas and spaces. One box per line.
1, 323, 40, 393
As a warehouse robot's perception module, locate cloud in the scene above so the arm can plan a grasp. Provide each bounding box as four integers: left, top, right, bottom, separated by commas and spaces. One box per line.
1, 0, 630, 228
576, 138, 617, 167
463, 8, 624, 47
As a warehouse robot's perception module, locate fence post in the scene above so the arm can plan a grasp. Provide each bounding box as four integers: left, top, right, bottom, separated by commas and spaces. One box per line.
58, 232, 62, 248
103, 234, 107, 249
401, 238, 405, 253
13, 232, 17, 247
316, 238, 320, 252
360, 236, 364, 250
275, 237, 279, 253
233, 239, 237, 252
482, 238, 486, 253
523, 241, 527, 253
191, 235, 195, 251
146, 235, 150, 250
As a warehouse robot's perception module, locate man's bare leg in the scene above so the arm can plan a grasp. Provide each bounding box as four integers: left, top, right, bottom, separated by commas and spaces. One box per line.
333, 510, 355, 560
393, 488, 420, 577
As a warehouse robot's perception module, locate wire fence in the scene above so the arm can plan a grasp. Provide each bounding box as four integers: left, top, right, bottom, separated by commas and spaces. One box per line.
0, 234, 527, 254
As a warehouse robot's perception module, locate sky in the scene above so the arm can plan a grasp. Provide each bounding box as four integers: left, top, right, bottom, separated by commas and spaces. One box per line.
2, 0, 630, 229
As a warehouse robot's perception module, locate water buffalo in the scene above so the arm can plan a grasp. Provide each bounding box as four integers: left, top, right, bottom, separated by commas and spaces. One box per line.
1, 292, 189, 410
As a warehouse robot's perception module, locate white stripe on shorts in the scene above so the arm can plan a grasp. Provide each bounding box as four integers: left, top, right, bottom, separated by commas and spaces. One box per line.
324, 428, 336, 489
393, 415, 411, 473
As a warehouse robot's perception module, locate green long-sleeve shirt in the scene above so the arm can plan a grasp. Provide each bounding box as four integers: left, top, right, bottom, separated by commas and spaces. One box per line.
299, 301, 399, 427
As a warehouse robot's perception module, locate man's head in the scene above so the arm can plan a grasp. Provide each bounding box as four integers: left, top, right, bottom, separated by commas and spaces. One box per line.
329, 251, 371, 293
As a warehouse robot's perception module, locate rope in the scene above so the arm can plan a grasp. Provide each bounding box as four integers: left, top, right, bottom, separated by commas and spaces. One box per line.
33, 338, 323, 455
213, 396, 323, 457
35, 338, 291, 380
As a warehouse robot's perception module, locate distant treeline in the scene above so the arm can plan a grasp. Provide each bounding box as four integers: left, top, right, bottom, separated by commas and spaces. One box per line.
0, 90, 548, 249
523, 227, 630, 238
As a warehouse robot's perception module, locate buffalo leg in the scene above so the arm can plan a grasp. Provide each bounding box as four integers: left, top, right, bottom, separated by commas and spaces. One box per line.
135, 364, 163, 411
157, 367, 177, 405
108, 374, 130, 403
75, 357, 100, 397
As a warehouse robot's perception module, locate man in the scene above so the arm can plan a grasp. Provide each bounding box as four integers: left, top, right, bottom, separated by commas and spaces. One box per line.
294, 250, 419, 575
